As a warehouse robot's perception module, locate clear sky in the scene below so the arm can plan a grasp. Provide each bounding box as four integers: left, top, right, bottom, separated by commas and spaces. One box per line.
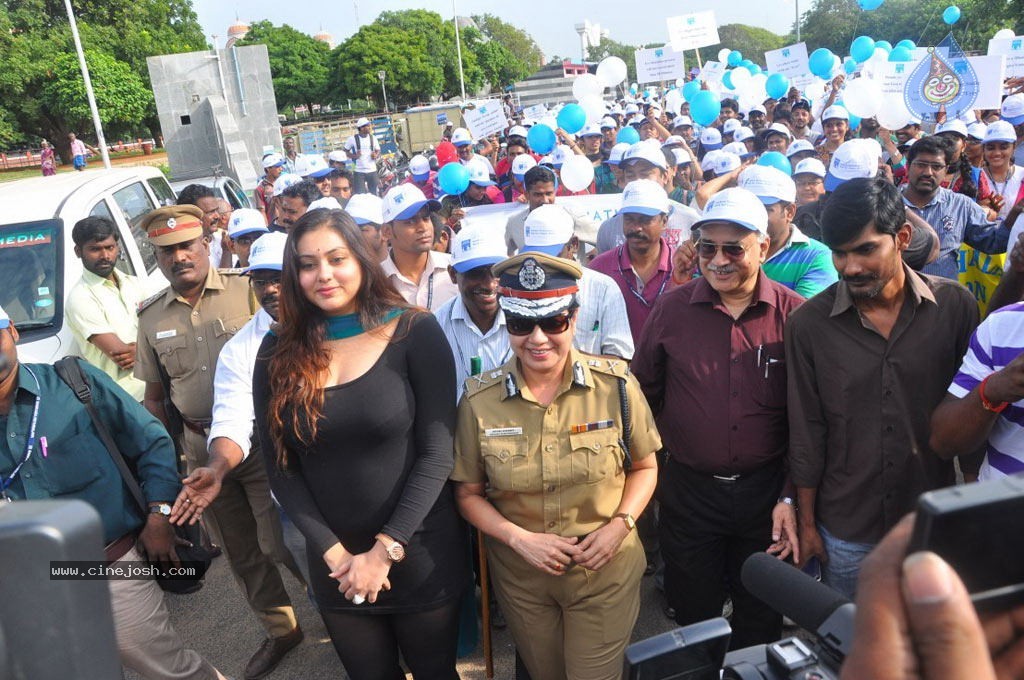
192, 0, 801, 61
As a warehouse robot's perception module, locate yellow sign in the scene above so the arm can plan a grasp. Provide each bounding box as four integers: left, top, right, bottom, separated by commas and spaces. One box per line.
958, 244, 1005, 315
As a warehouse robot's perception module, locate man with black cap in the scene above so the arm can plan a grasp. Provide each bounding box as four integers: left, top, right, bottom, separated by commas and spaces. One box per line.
134, 206, 302, 679
789, 99, 820, 144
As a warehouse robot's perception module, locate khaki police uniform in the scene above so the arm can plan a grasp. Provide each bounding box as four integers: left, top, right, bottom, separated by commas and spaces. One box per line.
453, 348, 662, 680
134, 205, 298, 639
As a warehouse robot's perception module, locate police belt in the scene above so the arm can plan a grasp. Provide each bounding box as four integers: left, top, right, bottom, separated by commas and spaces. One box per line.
104, 532, 136, 562
181, 416, 212, 435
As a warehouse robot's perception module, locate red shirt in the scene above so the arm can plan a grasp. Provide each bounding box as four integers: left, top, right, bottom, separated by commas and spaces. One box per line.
632, 272, 804, 475
588, 238, 676, 347
403, 172, 437, 199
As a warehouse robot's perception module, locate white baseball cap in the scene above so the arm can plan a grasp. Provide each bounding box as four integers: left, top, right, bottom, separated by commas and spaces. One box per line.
625, 103, 640, 115
522, 204, 575, 256
621, 141, 667, 170
227, 208, 269, 239
243, 231, 287, 272
512, 154, 538, 177
408, 154, 431, 177
764, 122, 792, 140
967, 122, 988, 140
700, 127, 723, 150
617, 179, 670, 216
550, 144, 573, 167
936, 119, 969, 138
382, 184, 442, 223
262, 153, 285, 169
600, 117, 618, 130
294, 154, 332, 179
355, 117, 371, 128
733, 127, 754, 143
739, 165, 796, 204
450, 226, 507, 273
672, 148, 690, 166
824, 139, 878, 191
508, 125, 529, 138
984, 120, 1018, 144
723, 141, 752, 158
607, 142, 630, 166
308, 197, 343, 211
793, 158, 827, 179
749, 104, 767, 115
712, 151, 742, 176
451, 127, 473, 146
692, 187, 769, 235
661, 135, 686, 148
467, 159, 496, 186
786, 139, 816, 157
579, 123, 603, 138
1002, 93, 1024, 126
272, 173, 303, 197
822, 105, 850, 122
723, 119, 743, 135
700, 149, 723, 173
672, 115, 694, 129
327, 149, 349, 163
345, 193, 384, 225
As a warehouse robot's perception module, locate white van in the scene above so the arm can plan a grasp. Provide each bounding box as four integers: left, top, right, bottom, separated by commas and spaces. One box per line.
0, 168, 177, 363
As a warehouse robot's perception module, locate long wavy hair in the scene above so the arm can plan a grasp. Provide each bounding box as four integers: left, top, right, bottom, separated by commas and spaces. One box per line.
267, 208, 410, 469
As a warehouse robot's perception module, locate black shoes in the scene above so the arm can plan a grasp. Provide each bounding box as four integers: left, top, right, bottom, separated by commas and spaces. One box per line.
243, 626, 304, 679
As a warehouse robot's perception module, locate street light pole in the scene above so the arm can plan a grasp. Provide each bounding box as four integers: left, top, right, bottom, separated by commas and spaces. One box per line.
452, 0, 467, 100
64, 0, 110, 169
378, 70, 389, 114
796, 0, 801, 43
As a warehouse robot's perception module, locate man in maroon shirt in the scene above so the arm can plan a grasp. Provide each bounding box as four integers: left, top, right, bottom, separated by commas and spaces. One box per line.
589, 179, 677, 347
633, 188, 804, 649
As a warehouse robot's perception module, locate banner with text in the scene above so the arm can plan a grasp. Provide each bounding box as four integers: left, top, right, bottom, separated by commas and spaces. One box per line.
988, 36, 1024, 78
666, 11, 720, 52
871, 55, 1004, 110
636, 45, 687, 83
765, 42, 811, 80
462, 101, 509, 140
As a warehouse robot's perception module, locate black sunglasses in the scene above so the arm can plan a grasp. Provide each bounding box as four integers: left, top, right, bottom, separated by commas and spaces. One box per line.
250, 276, 282, 288
506, 311, 574, 337
697, 240, 746, 259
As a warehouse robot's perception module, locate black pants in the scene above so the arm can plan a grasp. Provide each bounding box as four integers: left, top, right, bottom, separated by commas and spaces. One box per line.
354, 170, 379, 195
659, 458, 784, 650
320, 599, 461, 680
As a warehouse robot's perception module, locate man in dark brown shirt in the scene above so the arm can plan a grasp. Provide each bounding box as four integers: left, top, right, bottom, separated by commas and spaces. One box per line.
787, 177, 978, 600
634, 188, 804, 649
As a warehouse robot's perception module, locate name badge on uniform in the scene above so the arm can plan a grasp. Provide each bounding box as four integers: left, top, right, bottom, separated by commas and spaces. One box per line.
485, 427, 523, 437
155, 329, 177, 340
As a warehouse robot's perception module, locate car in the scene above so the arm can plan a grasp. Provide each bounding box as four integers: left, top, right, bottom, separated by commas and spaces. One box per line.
169, 175, 252, 210
0, 167, 178, 364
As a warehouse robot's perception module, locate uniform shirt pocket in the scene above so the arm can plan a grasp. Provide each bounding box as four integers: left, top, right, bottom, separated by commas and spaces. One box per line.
568, 430, 619, 484
154, 334, 189, 378
480, 436, 532, 492
215, 315, 249, 340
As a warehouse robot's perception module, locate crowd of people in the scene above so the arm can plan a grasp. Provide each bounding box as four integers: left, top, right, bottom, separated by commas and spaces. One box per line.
4, 64, 1024, 680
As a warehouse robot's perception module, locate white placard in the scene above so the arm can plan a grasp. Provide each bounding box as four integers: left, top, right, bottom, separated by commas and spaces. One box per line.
666, 11, 720, 52
462, 101, 509, 140
699, 60, 726, 83
988, 37, 1024, 78
765, 42, 811, 80
872, 55, 1004, 111
635, 45, 687, 84
462, 195, 623, 236
522, 103, 547, 120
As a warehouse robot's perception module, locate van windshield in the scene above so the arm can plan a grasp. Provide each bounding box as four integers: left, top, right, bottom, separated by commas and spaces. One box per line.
0, 219, 62, 332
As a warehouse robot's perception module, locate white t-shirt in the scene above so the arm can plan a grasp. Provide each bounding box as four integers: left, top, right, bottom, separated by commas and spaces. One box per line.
344, 133, 379, 173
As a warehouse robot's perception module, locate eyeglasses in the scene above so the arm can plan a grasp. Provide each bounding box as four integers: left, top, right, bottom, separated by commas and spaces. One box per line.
697, 240, 747, 259
250, 276, 282, 288
234, 234, 259, 246
910, 160, 947, 173
795, 178, 823, 188
506, 311, 574, 337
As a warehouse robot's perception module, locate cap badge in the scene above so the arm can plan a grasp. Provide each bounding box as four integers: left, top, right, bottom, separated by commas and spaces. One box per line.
518, 258, 546, 291
166, 217, 176, 229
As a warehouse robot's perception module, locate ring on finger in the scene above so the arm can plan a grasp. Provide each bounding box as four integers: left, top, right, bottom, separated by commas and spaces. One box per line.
352, 594, 366, 605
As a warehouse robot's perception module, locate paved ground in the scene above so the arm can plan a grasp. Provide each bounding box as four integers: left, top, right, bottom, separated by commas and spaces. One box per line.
127, 551, 680, 679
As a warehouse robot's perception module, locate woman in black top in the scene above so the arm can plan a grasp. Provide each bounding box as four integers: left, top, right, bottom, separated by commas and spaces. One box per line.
253, 208, 469, 679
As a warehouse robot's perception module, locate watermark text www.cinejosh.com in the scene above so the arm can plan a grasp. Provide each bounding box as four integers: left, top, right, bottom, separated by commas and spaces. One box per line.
50, 561, 202, 580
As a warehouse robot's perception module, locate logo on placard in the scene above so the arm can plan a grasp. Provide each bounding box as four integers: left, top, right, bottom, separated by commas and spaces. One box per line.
1013, 40, 1022, 50
782, 49, 790, 58
687, 17, 696, 25
896, 64, 905, 74
655, 49, 664, 58
480, 105, 488, 114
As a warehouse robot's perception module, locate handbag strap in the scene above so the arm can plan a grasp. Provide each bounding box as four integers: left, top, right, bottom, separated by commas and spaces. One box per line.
54, 357, 148, 514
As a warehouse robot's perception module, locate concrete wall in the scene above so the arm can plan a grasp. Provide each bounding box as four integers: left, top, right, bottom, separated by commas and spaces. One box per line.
147, 45, 281, 191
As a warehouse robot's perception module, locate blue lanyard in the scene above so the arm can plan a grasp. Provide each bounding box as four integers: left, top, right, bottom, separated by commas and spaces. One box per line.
1, 366, 42, 501
616, 246, 670, 309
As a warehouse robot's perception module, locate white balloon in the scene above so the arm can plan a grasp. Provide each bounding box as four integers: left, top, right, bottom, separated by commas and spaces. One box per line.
876, 95, 913, 130
994, 28, 1016, 40
718, 48, 732, 62
804, 80, 827, 103
573, 73, 604, 101
560, 155, 596, 192
842, 78, 884, 118
871, 46, 889, 63
731, 67, 752, 87
578, 95, 607, 125
664, 89, 684, 116
596, 56, 628, 87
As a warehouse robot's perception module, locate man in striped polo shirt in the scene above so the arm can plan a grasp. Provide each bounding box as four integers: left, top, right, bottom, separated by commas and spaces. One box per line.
930, 300, 1024, 479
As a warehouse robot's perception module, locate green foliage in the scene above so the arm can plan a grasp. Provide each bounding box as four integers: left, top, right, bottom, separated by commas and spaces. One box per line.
471, 13, 544, 83
42, 51, 151, 130
474, 39, 532, 90
235, 21, 331, 110
718, 24, 786, 66
329, 23, 443, 105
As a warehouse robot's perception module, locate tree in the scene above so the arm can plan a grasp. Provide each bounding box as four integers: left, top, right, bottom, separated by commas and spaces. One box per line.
42, 51, 151, 132
717, 24, 786, 66
375, 10, 483, 98
235, 21, 331, 112
329, 24, 443, 106
474, 39, 532, 90
471, 14, 544, 72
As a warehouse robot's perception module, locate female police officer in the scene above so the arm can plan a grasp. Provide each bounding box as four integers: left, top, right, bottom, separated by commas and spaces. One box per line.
452, 251, 661, 680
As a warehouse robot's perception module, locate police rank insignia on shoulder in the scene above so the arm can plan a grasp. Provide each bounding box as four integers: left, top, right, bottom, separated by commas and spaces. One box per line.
518, 258, 546, 291
137, 288, 169, 313
464, 369, 504, 397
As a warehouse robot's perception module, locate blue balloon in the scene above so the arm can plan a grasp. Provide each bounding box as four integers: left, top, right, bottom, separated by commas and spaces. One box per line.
850, 35, 876, 63
809, 48, 835, 78
888, 46, 913, 62
682, 79, 702, 102
895, 39, 917, 51
848, 112, 862, 130
527, 124, 557, 155
876, 40, 893, 52
765, 73, 789, 99
844, 59, 857, 74
943, 5, 961, 24
746, 63, 762, 76
727, 51, 743, 66
757, 151, 792, 176
689, 90, 721, 127
556, 104, 587, 135
616, 127, 640, 145
722, 71, 735, 90
437, 163, 470, 196
858, 0, 884, 8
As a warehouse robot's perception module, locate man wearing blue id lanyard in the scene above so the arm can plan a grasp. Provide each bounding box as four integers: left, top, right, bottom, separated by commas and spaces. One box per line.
0, 305, 225, 678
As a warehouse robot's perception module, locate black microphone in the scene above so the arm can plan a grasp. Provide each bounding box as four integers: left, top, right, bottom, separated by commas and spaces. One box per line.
741, 552, 855, 660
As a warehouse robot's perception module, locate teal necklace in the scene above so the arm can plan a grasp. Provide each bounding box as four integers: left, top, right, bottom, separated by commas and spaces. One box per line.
325, 308, 403, 340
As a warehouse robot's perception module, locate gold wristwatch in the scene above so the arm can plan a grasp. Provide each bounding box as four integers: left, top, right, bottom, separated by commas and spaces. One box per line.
614, 513, 636, 531
375, 533, 406, 563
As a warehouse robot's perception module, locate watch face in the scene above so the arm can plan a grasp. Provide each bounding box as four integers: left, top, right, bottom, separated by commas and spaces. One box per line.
389, 544, 406, 562
154, 503, 171, 515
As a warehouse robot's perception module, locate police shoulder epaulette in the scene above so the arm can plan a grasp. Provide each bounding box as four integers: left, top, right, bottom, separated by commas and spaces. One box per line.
137, 287, 169, 313
464, 369, 506, 397
585, 356, 629, 378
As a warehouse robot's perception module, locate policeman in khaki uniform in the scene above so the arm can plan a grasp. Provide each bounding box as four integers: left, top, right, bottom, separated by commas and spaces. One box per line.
452, 252, 661, 680
134, 205, 303, 679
